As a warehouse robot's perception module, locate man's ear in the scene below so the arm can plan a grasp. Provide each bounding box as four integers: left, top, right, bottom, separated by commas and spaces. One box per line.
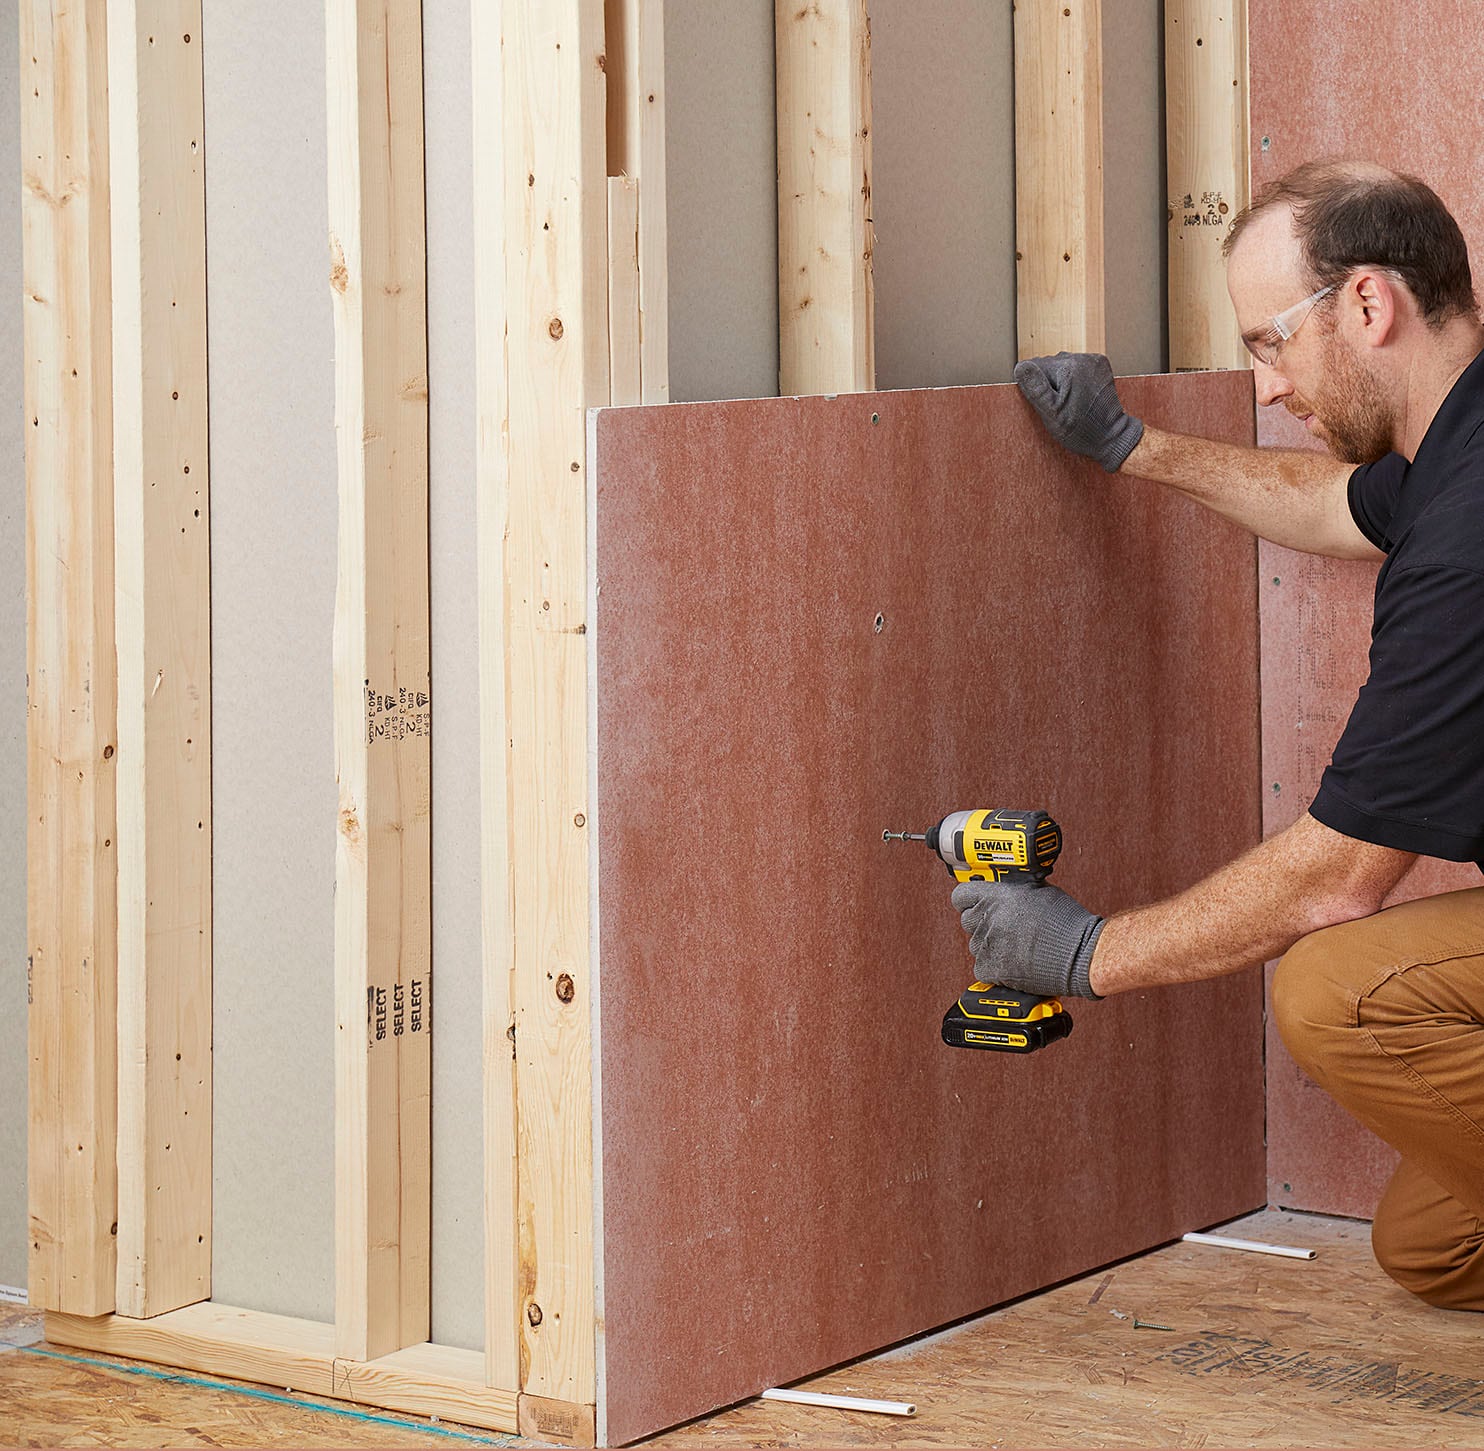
1350, 269, 1398, 348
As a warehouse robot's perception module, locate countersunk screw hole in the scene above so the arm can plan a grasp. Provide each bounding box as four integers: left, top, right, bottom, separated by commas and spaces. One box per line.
873, 613, 884, 634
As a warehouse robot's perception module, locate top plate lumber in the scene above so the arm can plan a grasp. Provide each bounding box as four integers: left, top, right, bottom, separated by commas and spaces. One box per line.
500, 0, 608, 1408
22, 0, 119, 1319
1165, 0, 1250, 370
107, 0, 213, 1319
325, 0, 433, 1363
776, 0, 875, 395
1014, 0, 1106, 356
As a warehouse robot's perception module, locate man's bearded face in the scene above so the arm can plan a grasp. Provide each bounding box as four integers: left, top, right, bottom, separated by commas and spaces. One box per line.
1299, 321, 1396, 465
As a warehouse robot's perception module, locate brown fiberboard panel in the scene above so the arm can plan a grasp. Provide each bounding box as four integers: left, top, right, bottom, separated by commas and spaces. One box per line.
1250, 0, 1484, 1219
592, 373, 1264, 1444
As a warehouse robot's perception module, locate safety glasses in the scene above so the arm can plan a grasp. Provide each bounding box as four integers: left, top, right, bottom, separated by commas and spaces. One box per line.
1240, 283, 1336, 366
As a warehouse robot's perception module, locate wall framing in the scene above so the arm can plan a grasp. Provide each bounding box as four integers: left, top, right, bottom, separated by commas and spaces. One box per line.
23, 4, 1249, 1445
500, 0, 607, 1416
469, 0, 520, 1404
325, 0, 433, 1366
775, 0, 875, 394
1014, 0, 1105, 356
23, 0, 119, 1320
46, 1304, 520, 1433
1165, 0, 1249, 370
107, 0, 213, 1322
604, 0, 668, 403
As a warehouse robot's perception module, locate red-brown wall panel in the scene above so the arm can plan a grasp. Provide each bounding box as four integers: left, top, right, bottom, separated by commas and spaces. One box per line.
593, 373, 1264, 1443
1250, 1, 1484, 1217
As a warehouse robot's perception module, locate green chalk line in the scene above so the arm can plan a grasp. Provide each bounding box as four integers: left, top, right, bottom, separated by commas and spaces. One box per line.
20, 1345, 520, 1446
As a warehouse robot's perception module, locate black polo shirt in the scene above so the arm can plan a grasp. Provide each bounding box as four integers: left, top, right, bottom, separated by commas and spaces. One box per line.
1311, 345, 1484, 867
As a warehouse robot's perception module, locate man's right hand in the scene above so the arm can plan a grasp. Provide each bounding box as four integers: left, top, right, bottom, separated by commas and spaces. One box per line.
1013, 352, 1145, 473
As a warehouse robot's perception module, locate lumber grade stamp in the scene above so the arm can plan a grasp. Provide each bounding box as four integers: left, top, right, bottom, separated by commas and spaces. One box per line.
518, 1391, 598, 1447
1162, 1334, 1484, 1418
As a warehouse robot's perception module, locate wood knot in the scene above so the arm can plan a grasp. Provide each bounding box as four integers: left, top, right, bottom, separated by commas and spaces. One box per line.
555, 973, 575, 1004
527, 1302, 543, 1327
328, 236, 349, 294
548, 317, 565, 340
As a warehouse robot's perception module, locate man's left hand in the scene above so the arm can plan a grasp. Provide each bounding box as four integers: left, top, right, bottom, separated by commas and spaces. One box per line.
950, 881, 1105, 1000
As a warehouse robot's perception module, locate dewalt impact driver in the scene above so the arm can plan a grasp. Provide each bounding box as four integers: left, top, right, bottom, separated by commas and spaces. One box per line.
884, 808, 1075, 1054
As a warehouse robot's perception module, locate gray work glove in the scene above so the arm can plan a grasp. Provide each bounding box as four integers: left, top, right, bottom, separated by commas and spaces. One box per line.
950, 881, 1105, 1000
1013, 352, 1144, 473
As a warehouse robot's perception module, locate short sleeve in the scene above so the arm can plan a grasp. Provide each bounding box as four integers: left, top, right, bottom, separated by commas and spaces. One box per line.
1310, 564, 1484, 861
1347, 452, 1408, 552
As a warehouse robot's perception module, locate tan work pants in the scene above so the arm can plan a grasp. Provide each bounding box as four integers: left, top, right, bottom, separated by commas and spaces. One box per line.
1273, 887, 1484, 1311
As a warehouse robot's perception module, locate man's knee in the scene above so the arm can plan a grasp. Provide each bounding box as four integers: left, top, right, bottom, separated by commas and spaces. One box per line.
1271, 924, 1357, 1077
1372, 1190, 1484, 1311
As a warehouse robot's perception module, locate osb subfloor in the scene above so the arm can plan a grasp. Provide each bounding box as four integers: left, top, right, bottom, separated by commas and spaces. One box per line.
1, 1210, 1480, 1448
645, 1209, 1484, 1449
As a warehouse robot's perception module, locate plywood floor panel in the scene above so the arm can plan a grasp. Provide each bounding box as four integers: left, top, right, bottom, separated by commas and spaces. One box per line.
592, 373, 1266, 1443
643, 1209, 1484, 1449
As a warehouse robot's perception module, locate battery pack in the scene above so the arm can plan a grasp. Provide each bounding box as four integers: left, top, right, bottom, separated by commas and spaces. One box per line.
941, 991, 1075, 1054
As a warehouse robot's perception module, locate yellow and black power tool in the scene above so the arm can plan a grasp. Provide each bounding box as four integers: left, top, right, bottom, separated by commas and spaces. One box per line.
883, 808, 1075, 1054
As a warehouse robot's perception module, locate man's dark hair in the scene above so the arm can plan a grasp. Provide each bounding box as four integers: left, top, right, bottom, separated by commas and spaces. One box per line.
1223, 160, 1478, 325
